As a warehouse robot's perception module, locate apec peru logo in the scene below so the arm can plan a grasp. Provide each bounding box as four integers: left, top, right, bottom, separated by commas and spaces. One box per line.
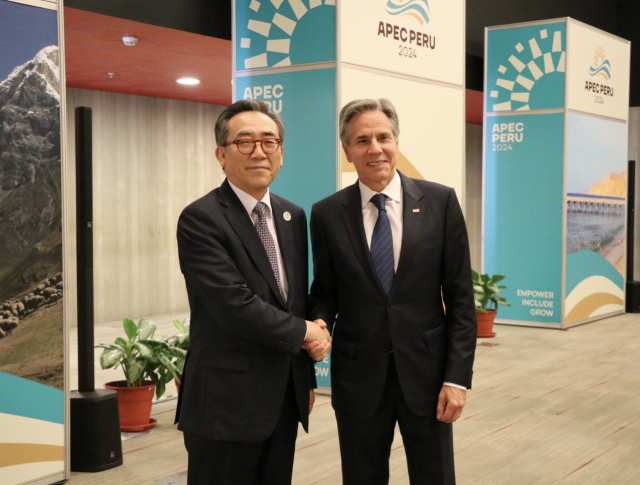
377, 0, 436, 52
489, 26, 566, 112
237, 0, 336, 71
384, 0, 430, 25
584, 46, 614, 99
589, 46, 611, 80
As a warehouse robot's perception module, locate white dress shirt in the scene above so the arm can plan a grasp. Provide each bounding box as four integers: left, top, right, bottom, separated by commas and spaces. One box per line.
228, 181, 288, 302
358, 171, 465, 391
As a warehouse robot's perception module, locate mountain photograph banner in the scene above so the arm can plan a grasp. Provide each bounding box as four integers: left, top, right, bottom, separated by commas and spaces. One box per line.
0, 1, 65, 484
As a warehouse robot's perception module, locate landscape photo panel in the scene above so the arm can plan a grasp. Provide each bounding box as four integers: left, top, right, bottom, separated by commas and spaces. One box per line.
0, 2, 65, 482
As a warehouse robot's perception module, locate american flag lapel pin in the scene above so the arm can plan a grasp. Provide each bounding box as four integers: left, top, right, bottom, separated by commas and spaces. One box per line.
413, 208, 420, 213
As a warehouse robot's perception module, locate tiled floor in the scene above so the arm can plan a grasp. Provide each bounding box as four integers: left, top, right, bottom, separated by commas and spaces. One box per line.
69, 312, 640, 484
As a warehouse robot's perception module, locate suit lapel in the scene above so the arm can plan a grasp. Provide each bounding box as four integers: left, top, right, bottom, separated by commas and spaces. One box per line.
271, 197, 295, 310
339, 182, 388, 298
218, 181, 287, 308
389, 172, 426, 299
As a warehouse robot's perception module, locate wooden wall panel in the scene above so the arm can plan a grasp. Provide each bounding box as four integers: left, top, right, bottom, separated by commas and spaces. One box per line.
65, 88, 224, 325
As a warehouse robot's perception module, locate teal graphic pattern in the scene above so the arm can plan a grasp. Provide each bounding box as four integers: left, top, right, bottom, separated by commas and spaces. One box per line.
0, 372, 63, 424
486, 22, 566, 112
235, 0, 336, 71
566, 250, 623, 295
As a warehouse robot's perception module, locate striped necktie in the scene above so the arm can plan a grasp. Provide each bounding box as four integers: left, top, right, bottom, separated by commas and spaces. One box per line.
370, 194, 394, 295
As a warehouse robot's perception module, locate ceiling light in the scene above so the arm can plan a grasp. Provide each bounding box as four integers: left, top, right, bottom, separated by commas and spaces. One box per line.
177, 77, 200, 85
122, 36, 138, 46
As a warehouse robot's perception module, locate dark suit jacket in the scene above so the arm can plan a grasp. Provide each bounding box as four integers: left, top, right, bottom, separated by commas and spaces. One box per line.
308, 172, 476, 418
175, 179, 315, 442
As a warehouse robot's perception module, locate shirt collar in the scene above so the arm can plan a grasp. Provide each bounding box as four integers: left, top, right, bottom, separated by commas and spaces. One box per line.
227, 179, 272, 217
359, 170, 402, 209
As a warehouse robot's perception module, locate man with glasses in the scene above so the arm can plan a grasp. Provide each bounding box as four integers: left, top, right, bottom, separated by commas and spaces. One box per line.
175, 99, 331, 485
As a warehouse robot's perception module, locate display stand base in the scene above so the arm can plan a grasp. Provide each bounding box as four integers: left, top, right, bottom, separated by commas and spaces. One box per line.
626, 281, 640, 313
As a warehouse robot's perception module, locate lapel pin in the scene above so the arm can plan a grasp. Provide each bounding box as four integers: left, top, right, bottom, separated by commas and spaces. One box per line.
283, 211, 292, 221
413, 208, 420, 213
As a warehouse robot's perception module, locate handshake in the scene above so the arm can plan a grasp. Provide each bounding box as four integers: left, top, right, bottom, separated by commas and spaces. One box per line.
302, 319, 331, 362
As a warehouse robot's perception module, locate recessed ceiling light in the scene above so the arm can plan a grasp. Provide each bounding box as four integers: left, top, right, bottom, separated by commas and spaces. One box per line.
177, 77, 200, 85
122, 36, 138, 46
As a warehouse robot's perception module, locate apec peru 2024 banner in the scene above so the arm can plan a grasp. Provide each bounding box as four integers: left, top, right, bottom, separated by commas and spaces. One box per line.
340, 0, 463, 85
566, 21, 630, 122
484, 113, 565, 325
236, 68, 336, 387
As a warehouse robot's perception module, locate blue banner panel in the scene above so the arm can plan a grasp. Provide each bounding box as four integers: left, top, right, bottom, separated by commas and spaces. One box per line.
486, 21, 566, 113
236, 67, 336, 386
235, 68, 336, 220
484, 113, 564, 324
235, 0, 336, 71
564, 113, 627, 323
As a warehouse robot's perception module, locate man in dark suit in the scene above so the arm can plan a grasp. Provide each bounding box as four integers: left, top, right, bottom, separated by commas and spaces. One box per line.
176, 100, 331, 485
309, 98, 477, 485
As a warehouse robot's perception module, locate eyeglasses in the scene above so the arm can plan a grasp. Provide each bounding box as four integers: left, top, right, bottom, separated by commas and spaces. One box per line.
222, 138, 282, 155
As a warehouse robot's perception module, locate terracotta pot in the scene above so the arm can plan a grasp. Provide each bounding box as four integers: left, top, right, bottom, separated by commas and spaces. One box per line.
477, 309, 497, 338
104, 380, 157, 430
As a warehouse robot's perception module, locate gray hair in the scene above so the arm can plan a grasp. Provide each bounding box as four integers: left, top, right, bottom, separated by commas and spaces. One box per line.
339, 98, 400, 145
215, 99, 285, 146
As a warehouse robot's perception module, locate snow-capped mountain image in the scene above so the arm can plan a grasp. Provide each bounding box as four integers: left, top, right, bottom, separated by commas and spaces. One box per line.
0, 45, 62, 304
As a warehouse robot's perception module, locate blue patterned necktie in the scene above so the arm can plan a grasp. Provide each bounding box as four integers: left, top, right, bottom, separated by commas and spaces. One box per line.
370, 194, 394, 295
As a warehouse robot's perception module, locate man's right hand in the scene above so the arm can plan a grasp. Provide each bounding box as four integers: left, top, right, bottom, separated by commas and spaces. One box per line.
303, 319, 331, 361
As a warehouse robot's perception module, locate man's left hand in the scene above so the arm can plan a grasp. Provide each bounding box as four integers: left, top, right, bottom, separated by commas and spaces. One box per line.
309, 390, 316, 414
302, 319, 331, 361
436, 385, 466, 423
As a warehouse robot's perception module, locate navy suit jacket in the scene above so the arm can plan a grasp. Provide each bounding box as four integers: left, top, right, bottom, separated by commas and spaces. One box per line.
308, 172, 476, 418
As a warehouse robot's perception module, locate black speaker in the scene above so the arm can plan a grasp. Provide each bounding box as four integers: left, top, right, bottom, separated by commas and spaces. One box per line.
71, 107, 124, 472
75, 106, 95, 392
70, 390, 123, 472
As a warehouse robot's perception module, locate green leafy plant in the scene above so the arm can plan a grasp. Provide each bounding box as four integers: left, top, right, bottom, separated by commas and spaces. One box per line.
162, 317, 190, 374
96, 317, 186, 399
472, 271, 510, 313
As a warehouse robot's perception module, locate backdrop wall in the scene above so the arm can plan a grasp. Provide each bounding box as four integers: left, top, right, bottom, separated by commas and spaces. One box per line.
65, 88, 225, 325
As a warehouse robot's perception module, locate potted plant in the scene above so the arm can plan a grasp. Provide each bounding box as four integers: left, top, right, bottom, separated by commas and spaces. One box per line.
96, 317, 186, 431
472, 271, 510, 338
162, 317, 190, 393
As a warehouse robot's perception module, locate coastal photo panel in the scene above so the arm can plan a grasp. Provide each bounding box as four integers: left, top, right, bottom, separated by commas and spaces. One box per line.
564, 112, 627, 324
